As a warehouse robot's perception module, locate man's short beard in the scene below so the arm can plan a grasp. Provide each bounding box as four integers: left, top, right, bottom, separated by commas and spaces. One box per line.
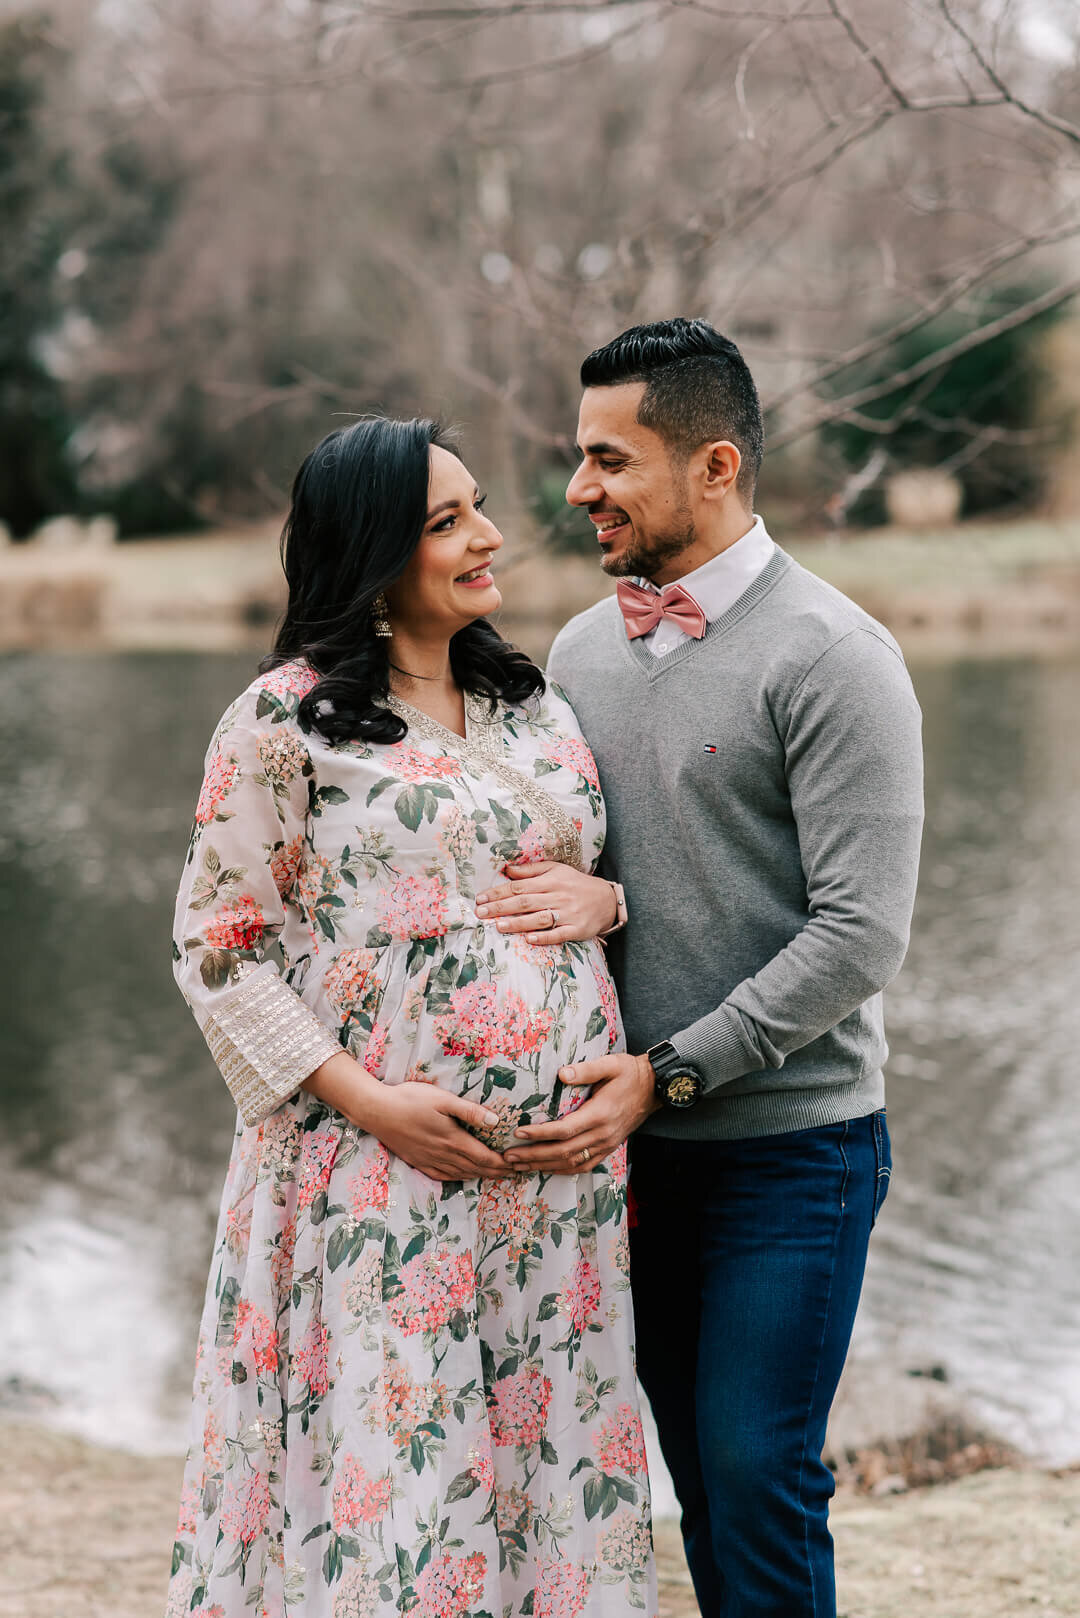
600, 515, 696, 580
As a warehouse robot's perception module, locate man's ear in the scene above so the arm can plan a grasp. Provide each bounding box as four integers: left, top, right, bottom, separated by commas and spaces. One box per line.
700, 439, 742, 501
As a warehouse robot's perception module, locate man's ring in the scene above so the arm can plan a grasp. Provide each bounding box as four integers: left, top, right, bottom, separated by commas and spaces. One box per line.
577, 1146, 591, 1164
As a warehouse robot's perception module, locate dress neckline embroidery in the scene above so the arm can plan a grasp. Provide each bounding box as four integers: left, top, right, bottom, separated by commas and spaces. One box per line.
385, 692, 584, 871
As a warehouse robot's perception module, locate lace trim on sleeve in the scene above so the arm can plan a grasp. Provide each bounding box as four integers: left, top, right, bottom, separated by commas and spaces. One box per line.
385, 692, 584, 871
202, 972, 342, 1128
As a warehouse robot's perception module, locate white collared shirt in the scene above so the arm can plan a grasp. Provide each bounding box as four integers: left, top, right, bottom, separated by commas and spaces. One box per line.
639, 514, 776, 658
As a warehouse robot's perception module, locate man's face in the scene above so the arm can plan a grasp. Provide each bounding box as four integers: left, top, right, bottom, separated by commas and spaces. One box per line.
565, 383, 695, 582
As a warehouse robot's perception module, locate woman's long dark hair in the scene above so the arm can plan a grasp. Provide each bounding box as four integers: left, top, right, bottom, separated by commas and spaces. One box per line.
261, 417, 544, 745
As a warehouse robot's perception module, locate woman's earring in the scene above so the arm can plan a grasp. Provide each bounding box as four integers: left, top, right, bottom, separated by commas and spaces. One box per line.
371, 592, 392, 639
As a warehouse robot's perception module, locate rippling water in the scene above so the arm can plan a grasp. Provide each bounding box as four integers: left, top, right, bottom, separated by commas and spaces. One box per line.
1, 649, 1078, 1464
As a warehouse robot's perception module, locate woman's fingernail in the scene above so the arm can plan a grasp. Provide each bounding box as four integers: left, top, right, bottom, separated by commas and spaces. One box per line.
482, 1110, 499, 1125
513, 1128, 531, 1139
497, 921, 506, 932
558, 1068, 569, 1080
476, 894, 489, 905
504, 1153, 519, 1164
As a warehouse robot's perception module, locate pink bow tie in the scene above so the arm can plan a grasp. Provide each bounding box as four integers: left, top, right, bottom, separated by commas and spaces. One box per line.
616, 579, 708, 641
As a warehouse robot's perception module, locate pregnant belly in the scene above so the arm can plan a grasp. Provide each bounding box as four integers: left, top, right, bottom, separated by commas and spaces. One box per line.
343, 934, 621, 1145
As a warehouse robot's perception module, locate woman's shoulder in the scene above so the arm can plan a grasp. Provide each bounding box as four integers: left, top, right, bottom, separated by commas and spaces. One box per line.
207, 659, 316, 753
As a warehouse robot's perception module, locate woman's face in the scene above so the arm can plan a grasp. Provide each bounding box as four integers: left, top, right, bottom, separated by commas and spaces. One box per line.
385, 444, 504, 637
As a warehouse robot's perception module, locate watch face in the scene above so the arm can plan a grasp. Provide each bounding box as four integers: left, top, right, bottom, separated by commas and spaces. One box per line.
664, 1071, 701, 1108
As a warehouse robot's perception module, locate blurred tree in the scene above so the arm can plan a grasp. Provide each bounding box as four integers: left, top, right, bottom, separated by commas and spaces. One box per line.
823, 285, 1068, 524
3, 0, 1080, 538
0, 16, 79, 535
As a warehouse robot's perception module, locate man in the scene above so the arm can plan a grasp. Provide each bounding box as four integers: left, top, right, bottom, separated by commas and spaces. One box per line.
496, 319, 924, 1616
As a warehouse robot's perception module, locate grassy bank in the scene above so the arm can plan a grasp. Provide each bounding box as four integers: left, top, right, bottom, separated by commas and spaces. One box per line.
2, 1422, 1077, 1618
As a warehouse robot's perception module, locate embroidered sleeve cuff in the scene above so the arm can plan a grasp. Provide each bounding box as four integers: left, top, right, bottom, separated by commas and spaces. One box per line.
201, 971, 342, 1127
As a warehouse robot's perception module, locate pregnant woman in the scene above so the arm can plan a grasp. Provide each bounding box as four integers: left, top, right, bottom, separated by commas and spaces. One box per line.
165, 418, 656, 1618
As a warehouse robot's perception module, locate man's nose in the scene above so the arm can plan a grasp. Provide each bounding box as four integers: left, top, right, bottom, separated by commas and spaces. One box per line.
565, 462, 598, 507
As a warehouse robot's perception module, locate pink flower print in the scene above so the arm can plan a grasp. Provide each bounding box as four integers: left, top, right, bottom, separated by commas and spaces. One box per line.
514, 820, 550, 864
270, 1217, 296, 1298
376, 873, 450, 941
434, 982, 554, 1061
256, 729, 309, 786
607, 1141, 628, 1185
386, 1247, 476, 1336
599, 1510, 652, 1574
332, 1455, 392, 1531
383, 740, 462, 782
593, 1403, 648, 1476
332, 1568, 380, 1618
489, 1367, 553, 1450
438, 805, 476, 864
495, 1481, 533, 1538
292, 1316, 331, 1399
348, 1145, 390, 1218
534, 1558, 592, 1618
541, 736, 600, 791
296, 1128, 338, 1210
591, 956, 620, 1052
478, 1179, 550, 1262
189, 1607, 226, 1618
195, 747, 241, 825
259, 1111, 302, 1178
556, 1256, 601, 1334
219, 1468, 271, 1546
324, 948, 380, 1023
557, 1086, 588, 1120
202, 1408, 224, 1478
224, 1199, 251, 1259
176, 1483, 200, 1537
234, 1298, 279, 1377
344, 1249, 383, 1318
413, 1550, 487, 1618
269, 835, 304, 900
468, 1427, 495, 1492
381, 1363, 449, 1450
296, 852, 339, 918
258, 661, 318, 703
362, 1019, 388, 1077
204, 894, 266, 952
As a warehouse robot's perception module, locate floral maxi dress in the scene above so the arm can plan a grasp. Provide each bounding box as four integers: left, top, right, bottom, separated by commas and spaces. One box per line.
166, 661, 657, 1618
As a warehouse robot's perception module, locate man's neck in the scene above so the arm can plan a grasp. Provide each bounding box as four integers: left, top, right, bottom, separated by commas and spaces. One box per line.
648, 512, 758, 587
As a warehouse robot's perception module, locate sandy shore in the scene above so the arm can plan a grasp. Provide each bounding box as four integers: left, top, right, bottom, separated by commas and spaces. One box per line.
2, 1423, 1077, 1618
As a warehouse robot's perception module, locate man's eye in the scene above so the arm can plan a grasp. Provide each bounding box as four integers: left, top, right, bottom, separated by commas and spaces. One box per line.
599, 460, 622, 472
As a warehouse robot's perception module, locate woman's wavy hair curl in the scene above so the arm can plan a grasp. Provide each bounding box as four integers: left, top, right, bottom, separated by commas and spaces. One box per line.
262, 417, 544, 745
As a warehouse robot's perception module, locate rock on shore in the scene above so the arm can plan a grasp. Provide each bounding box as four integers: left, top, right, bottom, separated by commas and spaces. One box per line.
1, 1422, 1077, 1618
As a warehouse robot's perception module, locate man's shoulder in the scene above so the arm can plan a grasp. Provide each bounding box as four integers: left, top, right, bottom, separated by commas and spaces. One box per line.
772, 554, 906, 670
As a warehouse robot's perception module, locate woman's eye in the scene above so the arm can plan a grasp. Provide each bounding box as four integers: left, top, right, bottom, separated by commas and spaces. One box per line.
474, 494, 488, 512
432, 514, 457, 532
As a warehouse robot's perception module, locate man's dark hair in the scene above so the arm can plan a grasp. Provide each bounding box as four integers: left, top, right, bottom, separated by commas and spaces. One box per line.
580, 318, 764, 501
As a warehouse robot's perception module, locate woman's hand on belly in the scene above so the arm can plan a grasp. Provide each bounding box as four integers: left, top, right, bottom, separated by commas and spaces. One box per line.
304, 1052, 509, 1181
475, 860, 618, 945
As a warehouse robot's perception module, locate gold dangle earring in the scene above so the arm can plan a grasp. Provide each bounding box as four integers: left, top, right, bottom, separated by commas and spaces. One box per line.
371, 592, 392, 639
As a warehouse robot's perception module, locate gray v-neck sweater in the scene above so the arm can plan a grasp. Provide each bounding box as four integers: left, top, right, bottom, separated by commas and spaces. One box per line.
546, 548, 924, 1140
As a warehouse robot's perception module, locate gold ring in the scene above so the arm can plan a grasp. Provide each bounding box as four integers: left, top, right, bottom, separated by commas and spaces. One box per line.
577, 1146, 591, 1165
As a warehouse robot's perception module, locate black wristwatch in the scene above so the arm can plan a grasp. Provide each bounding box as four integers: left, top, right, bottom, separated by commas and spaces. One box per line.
647, 1040, 703, 1109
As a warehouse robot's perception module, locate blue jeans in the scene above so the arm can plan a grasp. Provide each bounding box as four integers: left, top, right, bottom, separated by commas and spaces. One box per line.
629, 1110, 891, 1618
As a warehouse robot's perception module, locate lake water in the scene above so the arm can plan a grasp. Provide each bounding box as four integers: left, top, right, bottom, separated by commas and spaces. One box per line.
1, 648, 1079, 1480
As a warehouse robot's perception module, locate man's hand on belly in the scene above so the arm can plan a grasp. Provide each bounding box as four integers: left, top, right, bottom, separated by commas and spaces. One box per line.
503, 1053, 661, 1174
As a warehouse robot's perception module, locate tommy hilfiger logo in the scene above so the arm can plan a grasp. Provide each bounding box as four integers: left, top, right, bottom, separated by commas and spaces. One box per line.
703, 744, 717, 754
